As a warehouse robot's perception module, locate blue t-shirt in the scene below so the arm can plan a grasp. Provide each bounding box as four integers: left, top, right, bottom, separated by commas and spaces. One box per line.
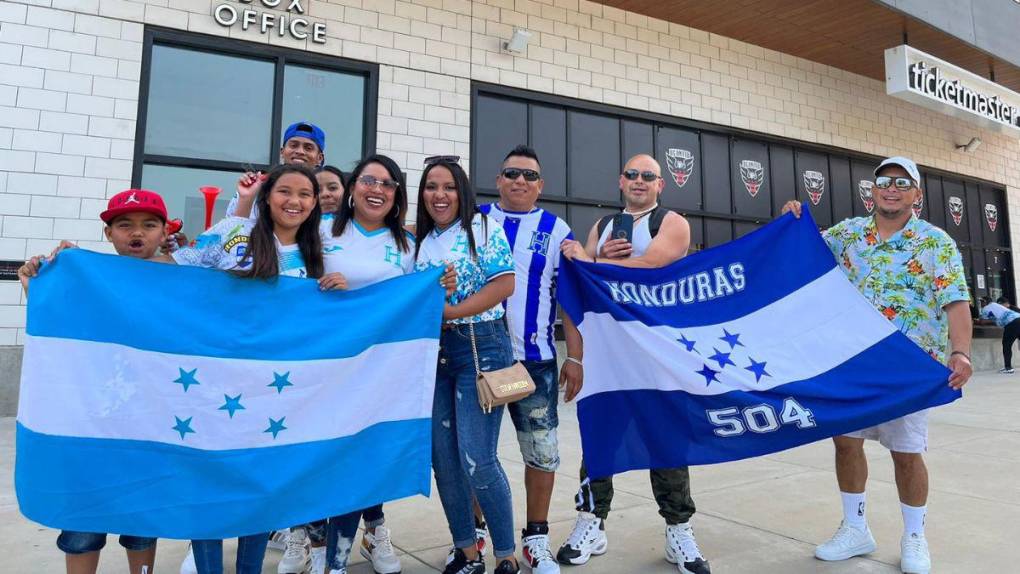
414, 213, 514, 325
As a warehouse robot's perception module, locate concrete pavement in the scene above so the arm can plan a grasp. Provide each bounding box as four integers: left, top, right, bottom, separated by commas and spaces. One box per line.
2, 372, 1018, 573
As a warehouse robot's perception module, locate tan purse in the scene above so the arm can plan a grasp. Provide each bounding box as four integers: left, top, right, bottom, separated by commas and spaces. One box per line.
469, 322, 536, 413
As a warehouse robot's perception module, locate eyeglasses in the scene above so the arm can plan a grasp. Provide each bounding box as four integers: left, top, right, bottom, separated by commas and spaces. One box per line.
424, 155, 461, 166
622, 169, 661, 182
356, 175, 398, 191
874, 176, 915, 192
500, 167, 541, 182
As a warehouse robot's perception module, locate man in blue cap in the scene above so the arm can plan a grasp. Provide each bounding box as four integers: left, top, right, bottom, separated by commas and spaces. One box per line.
226, 121, 326, 217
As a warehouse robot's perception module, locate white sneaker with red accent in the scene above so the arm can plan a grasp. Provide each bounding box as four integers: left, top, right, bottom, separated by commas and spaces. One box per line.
521, 533, 559, 574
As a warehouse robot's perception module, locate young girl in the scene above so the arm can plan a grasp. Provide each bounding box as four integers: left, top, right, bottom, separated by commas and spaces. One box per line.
413, 157, 520, 574
172, 164, 325, 574
316, 165, 345, 223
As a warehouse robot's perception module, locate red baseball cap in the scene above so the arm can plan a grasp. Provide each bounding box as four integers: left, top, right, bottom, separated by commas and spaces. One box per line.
100, 189, 169, 224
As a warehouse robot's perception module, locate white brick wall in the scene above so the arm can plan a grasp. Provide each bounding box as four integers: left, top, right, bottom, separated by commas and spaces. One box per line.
0, 0, 1019, 344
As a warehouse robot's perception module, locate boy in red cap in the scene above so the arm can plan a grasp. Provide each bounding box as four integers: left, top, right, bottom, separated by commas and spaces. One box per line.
17, 189, 172, 574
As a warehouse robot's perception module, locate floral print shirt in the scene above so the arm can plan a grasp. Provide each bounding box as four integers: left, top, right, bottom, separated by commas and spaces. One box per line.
415, 212, 515, 325
823, 215, 970, 362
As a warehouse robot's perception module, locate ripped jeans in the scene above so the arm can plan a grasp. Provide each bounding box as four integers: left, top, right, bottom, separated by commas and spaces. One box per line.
507, 359, 560, 472
432, 319, 516, 559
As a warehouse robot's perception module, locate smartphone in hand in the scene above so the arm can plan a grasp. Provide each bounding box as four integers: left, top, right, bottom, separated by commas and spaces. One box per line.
612, 212, 634, 243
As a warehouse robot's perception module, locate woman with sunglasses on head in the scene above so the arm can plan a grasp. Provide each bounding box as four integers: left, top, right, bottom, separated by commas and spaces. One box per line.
413, 156, 520, 574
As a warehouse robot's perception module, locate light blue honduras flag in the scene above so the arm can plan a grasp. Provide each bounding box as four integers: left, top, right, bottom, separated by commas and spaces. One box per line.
16, 250, 443, 539
558, 211, 961, 479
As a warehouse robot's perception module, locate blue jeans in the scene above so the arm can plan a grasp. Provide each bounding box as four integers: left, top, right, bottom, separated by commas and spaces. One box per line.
507, 359, 561, 472
57, 531, 155, 554
325, 504, 385, 569
192, 534, 269, 574
433, 320, 516, 559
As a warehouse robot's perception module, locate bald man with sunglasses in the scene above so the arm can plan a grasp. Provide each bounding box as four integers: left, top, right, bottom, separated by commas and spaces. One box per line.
558, 154, 709, 574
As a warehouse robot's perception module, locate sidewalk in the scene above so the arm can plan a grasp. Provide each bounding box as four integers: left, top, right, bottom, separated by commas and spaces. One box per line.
2, 372, 1017, 573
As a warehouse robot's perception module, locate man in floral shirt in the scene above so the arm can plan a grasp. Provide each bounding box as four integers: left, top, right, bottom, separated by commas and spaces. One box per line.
783, 156, 972, 574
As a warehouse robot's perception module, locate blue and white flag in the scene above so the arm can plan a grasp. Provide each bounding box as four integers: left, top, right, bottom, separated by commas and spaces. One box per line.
16, 250, 443, 539
558, 211, 960, 479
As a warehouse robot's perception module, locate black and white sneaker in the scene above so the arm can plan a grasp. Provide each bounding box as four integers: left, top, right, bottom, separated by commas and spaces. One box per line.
493, 558, 521, 574
556, 512, 607, 565
664, 522, 711, 574
1000, 368, 1015, 374
442, 549, 485, 574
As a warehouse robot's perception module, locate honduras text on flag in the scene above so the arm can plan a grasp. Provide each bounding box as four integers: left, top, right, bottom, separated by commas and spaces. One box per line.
557, 211, 961, 479
16, 250, 443, 539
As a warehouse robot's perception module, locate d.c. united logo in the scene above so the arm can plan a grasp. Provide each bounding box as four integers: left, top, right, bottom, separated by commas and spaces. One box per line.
948, 196, 964, 226
803, 171, 825, 205
912, 193, 924, 218
665, 148, 694, 188
739, 160, 764, 197
985, 203, 998, 232
858, 180, 874, 213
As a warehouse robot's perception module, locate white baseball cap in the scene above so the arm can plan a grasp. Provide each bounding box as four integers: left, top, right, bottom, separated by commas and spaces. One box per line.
874, 156, 921, 186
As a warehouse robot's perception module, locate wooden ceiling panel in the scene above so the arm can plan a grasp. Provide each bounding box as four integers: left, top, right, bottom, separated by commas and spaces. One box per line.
597, 0, 1020, 93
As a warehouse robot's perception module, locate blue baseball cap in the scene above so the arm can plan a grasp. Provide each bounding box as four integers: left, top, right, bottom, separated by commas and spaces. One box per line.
283, 121, 325, 153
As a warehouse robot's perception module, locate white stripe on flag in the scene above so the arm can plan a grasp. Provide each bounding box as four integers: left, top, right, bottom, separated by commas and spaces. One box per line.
19, 335, 437, 450
577, 268, 898, 400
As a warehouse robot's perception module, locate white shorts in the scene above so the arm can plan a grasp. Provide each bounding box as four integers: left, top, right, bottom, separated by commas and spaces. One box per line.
843, 409, 929, 453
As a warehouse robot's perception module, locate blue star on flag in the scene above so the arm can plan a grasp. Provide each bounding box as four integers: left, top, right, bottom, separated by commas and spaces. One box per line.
719, 329, 745, 350
173, 368, 200, 392
708, 348, 735, 369
677, 333, 698, 353
264, 417, 287, 439
268, 371, 293, 394
172, 416, 195, 440
696, 364, 720, 387
218, 394, 245, 418
745, 358, 771, 383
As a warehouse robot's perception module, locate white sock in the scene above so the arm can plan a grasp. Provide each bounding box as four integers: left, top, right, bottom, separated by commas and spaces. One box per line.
901, 503, 927, 538
841, 491, 867, 529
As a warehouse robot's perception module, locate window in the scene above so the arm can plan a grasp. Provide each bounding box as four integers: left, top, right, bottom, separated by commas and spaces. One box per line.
133, 29, 377, 240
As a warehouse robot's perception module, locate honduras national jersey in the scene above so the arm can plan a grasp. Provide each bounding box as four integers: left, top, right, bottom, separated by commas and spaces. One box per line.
173, 216, 308, 278
323, 220, 415, 290
480, 204, 574, 361
415, 212, 514, 325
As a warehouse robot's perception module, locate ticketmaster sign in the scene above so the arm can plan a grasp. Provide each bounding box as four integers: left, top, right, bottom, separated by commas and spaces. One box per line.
885, 45, 1020, 136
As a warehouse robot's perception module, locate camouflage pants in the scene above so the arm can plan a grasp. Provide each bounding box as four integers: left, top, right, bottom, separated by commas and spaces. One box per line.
575, 460, 696, 525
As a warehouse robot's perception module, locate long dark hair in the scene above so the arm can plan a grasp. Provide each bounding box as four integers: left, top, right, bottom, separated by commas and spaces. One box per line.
414, 160, 483, 261
332, 154, 410, 253
240, 164, 324, 279
316, 165, 347, 187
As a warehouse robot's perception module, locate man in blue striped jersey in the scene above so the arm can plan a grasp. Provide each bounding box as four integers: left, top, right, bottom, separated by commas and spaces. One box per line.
479, 145, 580, 574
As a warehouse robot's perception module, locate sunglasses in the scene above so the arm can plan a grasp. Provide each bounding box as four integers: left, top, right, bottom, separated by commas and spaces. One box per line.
874, 176, 915, 191
622, 169, 661, 182
424, 155, 461, 166
356, 175, 398, 191
501, 167, 541, 182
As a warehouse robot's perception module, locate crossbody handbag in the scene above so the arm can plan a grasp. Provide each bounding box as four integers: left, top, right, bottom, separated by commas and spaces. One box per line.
469, 321, 536, 413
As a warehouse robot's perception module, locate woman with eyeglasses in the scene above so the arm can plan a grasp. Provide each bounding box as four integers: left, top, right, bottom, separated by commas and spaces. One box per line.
413, 156, 520, 574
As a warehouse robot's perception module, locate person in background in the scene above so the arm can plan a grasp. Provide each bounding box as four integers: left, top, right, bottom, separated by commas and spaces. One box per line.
18, 189, 173, 574
316, 165, 346, 223
978, 296, 1020, 374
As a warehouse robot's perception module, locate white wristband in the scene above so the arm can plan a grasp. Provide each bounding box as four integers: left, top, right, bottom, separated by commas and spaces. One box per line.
565, 356, 583, 367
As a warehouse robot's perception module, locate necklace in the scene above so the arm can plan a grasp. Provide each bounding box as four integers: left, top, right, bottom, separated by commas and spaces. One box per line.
624, 203, 659, 221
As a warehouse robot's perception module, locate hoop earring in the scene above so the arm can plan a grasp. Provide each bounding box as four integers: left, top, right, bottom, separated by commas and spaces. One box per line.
348, 194, 354, 209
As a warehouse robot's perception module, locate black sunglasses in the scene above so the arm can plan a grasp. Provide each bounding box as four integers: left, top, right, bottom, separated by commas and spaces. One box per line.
874, 176, 915, 192
424, 155, 461, 166
622, 169, 661, 182
501, 167, 541, 182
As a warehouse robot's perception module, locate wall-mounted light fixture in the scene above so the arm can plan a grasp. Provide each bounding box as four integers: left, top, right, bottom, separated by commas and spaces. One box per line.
504, 29, 531, 54
956, 137, 982, 153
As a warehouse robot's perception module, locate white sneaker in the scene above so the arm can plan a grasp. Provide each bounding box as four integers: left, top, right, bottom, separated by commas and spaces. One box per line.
278, 528, 311, 574
179, 543, 197, 574
309, 546, 326, 574
900, 533, 931, 574
269, 529, 290, 552
664, 523, 711, 574
555, 512, 607, 565
814, 521, 877, 561
521, 533, 559, 574
444, 526, 487, 566
360, 526, 402, 574
327, 568, 347, 574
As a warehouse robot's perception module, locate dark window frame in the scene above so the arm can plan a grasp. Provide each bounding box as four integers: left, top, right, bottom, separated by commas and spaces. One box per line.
132, 26, 378, 186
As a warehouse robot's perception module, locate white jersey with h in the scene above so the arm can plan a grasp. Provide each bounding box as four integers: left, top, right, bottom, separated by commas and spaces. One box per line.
322, 220, 415, 290
480, 203, 574, 362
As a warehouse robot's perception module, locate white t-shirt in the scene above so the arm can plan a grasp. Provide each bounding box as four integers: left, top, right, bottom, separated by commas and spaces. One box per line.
479, 203, 573, 362
323, 220, 415, 290
173, 216, 308, 278
596, 211, 655, 257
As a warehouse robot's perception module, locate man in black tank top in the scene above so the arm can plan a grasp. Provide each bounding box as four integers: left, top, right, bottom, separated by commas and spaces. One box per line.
557, 155, 710, 574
